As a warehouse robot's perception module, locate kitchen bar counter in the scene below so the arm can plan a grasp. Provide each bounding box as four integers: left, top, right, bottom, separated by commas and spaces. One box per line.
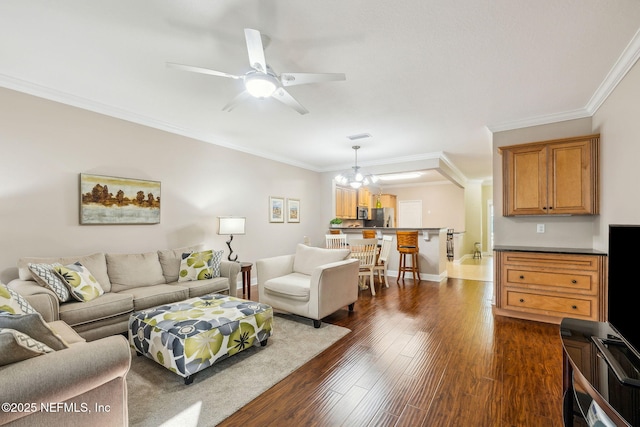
333, 227, 449, 282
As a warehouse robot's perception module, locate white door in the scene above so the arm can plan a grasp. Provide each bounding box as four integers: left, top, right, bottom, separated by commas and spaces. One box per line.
398, 200, 422, 228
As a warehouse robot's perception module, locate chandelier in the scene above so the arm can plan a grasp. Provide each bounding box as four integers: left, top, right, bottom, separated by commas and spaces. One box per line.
334, 146, 379, 189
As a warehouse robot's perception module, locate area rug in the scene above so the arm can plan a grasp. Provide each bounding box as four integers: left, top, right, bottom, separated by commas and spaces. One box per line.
127, 313, 351, 427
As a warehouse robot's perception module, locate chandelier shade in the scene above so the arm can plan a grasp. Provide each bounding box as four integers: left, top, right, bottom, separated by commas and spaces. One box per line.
334, 146, 378, 189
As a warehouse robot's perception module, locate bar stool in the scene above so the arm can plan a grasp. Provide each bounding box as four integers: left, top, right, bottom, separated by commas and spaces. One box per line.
362, 229, 377, 239
473, 242, 482, 259
396, 230, 420, 283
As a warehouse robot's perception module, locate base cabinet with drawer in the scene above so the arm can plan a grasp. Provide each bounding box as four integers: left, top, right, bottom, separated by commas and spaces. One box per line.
494, 248, 607, 324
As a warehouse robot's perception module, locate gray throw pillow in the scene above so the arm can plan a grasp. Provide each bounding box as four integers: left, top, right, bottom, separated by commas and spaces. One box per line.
0, 328, 54, 367
0, 313, 68, 350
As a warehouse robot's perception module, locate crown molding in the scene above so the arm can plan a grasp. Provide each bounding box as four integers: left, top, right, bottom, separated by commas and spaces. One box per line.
488, 27, 640, 133
487, 108, 591, 133
0, 74, 323, 172
586, 27, 640, 115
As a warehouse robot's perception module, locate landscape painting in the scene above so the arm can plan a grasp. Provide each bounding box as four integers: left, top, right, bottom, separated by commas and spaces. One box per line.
80, 174, 160, 224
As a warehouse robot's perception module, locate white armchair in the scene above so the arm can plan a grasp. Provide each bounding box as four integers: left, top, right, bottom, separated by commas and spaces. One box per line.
257, 244, 360, 328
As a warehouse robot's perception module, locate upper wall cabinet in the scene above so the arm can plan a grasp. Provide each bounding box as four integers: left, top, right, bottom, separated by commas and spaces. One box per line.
499, 134, 599, 216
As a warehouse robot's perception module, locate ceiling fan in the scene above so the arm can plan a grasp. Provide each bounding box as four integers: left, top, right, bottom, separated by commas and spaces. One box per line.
167, 28, 346, 115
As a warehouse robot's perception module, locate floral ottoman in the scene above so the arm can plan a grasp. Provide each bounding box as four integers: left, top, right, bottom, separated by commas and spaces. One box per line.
128, 294, 273, 384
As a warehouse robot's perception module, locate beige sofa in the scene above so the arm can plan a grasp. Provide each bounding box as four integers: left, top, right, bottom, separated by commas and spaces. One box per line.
257, 244, 360, 328
7, 246, 241, 341
0, 316, 130, 426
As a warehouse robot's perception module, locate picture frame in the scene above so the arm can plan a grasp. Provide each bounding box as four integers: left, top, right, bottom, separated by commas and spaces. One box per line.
269, 196, 285, 223
80, 173, 161, 225
287, 198, 300, 223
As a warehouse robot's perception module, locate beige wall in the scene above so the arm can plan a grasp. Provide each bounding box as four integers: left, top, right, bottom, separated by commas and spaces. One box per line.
492, 117, 597, 248
492, 58, 640, 251
0, 88, 324, 283
389, 182, 465, 230
592, 57, 640, 251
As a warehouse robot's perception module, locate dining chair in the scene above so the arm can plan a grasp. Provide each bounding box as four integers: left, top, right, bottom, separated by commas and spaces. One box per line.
325, 234, 348, 249
373, 235, 393, 288
349, 238, 378, 295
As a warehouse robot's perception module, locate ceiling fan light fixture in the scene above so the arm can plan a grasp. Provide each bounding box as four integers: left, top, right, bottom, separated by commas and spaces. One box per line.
245, 73, 278, 98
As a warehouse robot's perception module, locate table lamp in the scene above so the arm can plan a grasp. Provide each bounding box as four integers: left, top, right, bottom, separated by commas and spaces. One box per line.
217, 217, 245, 262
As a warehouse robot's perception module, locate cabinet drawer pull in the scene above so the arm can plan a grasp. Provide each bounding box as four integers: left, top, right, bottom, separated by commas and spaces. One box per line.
519, 275, 524, 279
519, 298, 525, 303
571, 280, 577, 284
571, 305, 577, 310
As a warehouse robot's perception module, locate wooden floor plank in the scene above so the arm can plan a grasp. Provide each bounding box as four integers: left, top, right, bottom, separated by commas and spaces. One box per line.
220, 273, 563, 426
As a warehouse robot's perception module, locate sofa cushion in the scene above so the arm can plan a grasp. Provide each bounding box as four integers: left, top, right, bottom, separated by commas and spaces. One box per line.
122, 285, 189, 311
263, 273, 311, 302
55, 262, 105, 302
0, 313, 68, 350
47, 320, 86, 345
0, 328, 54, 367
18, 252, 111, 292
28, 263, 71, 302
172, 277, 229, 298
292, 244, 351, 276
0, 283, 36, 315
107, 252, 166, 293
158, 245, 203, 283
59, 292, 134, 327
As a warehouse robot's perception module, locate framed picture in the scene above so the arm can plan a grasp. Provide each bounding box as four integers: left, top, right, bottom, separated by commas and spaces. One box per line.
269, 196, 285, 223
287, 198, 300, 223
80, 173, 161, 224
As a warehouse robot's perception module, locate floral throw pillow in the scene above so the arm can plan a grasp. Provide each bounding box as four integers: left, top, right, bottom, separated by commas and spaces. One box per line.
54, 262, 104, 302
0, 283, 36, 315
178, 249, 223, 282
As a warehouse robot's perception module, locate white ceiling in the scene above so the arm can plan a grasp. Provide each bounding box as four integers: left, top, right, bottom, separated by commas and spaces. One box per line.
1, 1, 640, 184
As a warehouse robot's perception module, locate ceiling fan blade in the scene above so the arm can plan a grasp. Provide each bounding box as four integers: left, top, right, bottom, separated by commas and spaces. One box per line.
280, 72, 346, 87
272, 88, 309, 115
222, 91, 252, 112
166, 62, 242, 80
244, 28, 268, 73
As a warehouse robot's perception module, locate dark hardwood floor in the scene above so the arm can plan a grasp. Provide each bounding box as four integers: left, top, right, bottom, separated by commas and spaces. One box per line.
224, 275, 564, 426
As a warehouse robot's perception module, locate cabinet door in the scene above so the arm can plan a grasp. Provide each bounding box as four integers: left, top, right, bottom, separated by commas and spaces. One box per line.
335, 187, 344, 218
549, 140, 595, 215
358, 188, 370, 207
501, 134, 599, 216
503, 144, 547, 216
346, 188, 357, 218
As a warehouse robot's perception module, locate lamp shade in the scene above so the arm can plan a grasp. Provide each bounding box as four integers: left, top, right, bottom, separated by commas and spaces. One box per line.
217, 217, 246, 235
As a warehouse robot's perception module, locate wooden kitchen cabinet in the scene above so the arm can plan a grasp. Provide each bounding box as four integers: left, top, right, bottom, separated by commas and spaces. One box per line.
378, 194, 397, 211
499, 134, 599, 216
335, 186, 356, 219
494, 249, 607, 324
357, 188, 371, 208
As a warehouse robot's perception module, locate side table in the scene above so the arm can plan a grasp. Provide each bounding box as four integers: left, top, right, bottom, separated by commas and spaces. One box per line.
240, 262, 253, 299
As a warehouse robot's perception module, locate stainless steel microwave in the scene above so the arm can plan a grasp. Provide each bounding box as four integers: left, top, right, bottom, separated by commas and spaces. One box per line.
357, 207, 368, 219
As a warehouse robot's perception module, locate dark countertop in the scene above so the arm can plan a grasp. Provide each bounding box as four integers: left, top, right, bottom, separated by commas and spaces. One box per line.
493, 245, 607, 255
331, 227, 446, 232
